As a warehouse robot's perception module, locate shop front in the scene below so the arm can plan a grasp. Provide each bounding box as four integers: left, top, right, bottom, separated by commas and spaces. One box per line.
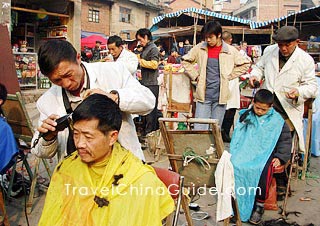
3, 0, 81, 90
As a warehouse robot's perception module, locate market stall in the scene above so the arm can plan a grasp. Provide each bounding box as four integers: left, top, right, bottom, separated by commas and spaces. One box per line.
4, 0, 81, 90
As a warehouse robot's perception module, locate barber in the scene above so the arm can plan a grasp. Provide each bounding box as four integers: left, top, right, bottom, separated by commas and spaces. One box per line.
31, 40, 155, 161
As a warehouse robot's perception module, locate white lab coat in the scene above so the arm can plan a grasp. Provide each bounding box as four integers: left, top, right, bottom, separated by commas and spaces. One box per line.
251, 44, 318, 152
116, 48, 139, 75
31, 61, 155, 161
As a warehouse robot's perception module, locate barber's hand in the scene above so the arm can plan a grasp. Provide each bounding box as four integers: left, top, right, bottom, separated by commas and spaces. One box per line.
83, 88, 119, 104
285, 88, 299, 99
272, 158, 281, 168
249, 76, 259, 87
38, 114, 60, 141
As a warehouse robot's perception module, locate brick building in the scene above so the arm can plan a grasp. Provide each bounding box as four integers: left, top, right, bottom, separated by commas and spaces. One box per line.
233, 0, 301, 21
81, 0, 113, 36
109, 0, 162, 39
160, 0, 240, 15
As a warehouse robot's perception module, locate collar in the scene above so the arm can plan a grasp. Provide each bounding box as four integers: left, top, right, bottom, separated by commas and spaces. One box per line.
200, 40, 230, 53
278, 46, 296, 62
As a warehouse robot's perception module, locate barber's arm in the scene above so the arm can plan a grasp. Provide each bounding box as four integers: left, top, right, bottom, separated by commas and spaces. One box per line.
117, 65, 155, 115
31, 104, 60, 159
93, 62, 155, 115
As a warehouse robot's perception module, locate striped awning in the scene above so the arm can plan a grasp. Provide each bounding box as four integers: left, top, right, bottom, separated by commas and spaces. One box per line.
152, 7, 251, 26
152, 6, 320, 30
249, 5, 320, 29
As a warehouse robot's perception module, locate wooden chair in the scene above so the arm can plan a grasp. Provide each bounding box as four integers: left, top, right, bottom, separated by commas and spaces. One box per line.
1, 92, 51, 214
159, 117, 241, 226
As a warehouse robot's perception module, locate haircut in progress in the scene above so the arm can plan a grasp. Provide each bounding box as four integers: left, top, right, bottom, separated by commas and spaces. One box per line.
72, 94, 122, 134
253, 89, 274, 106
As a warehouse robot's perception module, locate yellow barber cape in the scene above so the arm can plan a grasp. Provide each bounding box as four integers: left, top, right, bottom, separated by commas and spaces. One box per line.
39, 142, 174, 226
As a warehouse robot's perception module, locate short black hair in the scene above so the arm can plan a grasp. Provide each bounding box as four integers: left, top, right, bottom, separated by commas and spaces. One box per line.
108, 35, 123, 47
136, 28, 152, 41
38, 40, 78, 76
72, 94, 122, 134
253, 89, 274, 106
202, 21, 222, 38
0, 83, 7, 105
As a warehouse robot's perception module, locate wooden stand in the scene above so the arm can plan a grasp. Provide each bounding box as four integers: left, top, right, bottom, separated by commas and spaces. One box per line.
159, 117, 241, 225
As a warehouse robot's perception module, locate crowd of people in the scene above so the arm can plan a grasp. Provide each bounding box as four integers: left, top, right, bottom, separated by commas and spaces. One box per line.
0, 21, 318, 225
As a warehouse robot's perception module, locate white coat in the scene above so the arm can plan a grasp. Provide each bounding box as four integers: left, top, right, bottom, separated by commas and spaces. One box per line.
215, 151, 235, 222
31, 61, 155, 161
251, 44, 318, 152
116, 48, 139, 75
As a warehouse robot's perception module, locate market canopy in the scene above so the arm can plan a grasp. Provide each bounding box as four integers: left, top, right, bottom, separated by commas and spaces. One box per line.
152, 7, 251, 27
250, 5, 320, 29
81, 35, 107, 48
151, 6, 320, 30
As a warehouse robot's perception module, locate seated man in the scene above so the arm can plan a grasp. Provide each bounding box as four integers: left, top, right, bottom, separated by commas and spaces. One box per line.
230, 89, 292, 224
0, 83, 19, 173
38, 94, 174, 226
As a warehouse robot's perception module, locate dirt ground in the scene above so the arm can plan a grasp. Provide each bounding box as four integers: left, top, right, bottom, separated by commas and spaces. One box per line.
5, 147, 320, 226
4, 99, 320, 226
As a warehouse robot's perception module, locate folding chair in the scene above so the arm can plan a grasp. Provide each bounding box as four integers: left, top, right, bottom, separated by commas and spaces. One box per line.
153, 167, 185, 226
159, 117, 241, 226
1, 92, 52, 214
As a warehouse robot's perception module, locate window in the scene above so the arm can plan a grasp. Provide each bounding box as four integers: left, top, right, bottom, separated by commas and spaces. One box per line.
145, 12, 150, 28
88, 8, 100, 23
252, 9, 256, 17
119, 7, 131, 23
287, 10, 295, 15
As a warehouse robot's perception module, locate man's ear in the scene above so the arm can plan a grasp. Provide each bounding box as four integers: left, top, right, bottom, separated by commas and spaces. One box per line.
109, 130, 119, 146
76, 53, 82, 64
0, 99, 3, 106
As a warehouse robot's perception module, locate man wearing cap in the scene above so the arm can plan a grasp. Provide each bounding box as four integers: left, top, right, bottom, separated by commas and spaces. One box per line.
249, 26, 318, 224
250, 26, 318, 152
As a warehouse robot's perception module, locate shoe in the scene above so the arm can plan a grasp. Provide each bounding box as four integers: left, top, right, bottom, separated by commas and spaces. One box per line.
221, 130, 231, 143
249, 205, 264, 225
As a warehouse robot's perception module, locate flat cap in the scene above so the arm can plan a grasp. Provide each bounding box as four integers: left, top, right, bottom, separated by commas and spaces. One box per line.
272, 26, 299, 42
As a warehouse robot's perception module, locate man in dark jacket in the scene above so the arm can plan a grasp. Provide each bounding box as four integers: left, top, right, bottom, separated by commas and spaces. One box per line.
136, 28, 159, 135
230, 89, 292, 224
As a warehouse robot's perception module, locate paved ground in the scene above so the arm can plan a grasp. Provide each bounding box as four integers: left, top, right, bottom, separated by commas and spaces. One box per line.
3, 92, 320, 226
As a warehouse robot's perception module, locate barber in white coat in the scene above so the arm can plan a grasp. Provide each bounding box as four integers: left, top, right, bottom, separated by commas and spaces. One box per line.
250, 26, 318, 152
105, 35, 139, 75
31, 40, 155, 161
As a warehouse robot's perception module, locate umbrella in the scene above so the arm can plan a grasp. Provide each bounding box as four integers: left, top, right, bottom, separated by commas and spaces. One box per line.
81, 35, 107, 48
